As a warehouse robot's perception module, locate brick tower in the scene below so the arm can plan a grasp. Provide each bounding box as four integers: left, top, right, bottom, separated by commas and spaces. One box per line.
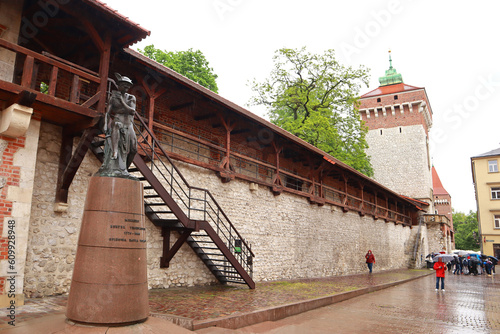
358, 52, 434, 211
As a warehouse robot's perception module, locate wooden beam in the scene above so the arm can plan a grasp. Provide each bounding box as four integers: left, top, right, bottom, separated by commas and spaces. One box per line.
21, 56, 34, 88
96, 33, 111, 114
160, 229, 192, 268
70, 75, 80, 103
194, 113, 216, 121
170, 101, 194, 111
48, 66, 58, 96
56, 127, 99, 203
6, 90, 37, 108
232, 128, 251, 135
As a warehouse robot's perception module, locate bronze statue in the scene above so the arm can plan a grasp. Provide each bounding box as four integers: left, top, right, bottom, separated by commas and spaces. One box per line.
96, 73, 138, 179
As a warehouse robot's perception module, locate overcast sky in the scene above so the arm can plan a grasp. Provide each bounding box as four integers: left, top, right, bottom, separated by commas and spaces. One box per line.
103, 0, 500, 213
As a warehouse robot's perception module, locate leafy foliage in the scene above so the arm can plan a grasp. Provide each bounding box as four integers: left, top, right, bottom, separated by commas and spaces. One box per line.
453, 210, 480, 251
139, 45, 219, 93
250, 47, 373, 176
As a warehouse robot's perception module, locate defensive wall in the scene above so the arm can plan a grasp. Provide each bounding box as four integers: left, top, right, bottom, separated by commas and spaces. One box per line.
21, 122, 427, 297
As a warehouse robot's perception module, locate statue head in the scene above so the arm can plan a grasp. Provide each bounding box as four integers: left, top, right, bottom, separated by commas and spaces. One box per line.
115, 73, 133, 88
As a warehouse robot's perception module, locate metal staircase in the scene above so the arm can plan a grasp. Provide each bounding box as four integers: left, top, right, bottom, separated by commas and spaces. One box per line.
91, 113, 255, 288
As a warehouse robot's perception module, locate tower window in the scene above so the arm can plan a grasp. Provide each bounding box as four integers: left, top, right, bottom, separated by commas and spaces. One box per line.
394, 95, 398, 100
399, 127, 402, 133
376, 98, 381, 102
380, 129, 383, 135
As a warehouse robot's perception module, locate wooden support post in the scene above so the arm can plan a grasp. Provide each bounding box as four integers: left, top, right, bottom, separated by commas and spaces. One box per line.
21, 56, 34, 88
70, 75, 80, 103
359, 182, 365, 215
56, 127, 99, 204
48, 66, 58, 96
56, 129, 73, 204
160, 229, 192, 268
160, 227, 170, 268
271, 143, 283, 195
96, 33, 111, 114
218, 117, 235, 182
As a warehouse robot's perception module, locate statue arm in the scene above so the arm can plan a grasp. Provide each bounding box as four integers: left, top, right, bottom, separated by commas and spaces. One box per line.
104, 103, 112, 133
119, 94, 136, 114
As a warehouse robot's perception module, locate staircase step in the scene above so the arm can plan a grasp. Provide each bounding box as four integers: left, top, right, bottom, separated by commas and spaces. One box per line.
199, 252, 225, 257
145, 203, 169, 207
149, 210, 175, 214
191, 246, 219, 250
222, 280, 246, 285
201, 258, 227, 262
144, 194, 160, 199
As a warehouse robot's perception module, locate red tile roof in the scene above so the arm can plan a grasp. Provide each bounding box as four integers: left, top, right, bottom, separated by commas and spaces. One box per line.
432, 167, 449, 196
360, 83, 422, 98
83, 0, 150, 45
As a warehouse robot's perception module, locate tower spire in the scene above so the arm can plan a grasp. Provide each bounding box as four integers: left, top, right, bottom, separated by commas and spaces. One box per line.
379, 50, 403, 86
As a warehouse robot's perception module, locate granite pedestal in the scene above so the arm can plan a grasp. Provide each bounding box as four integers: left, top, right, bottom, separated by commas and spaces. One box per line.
66, 176, 148, 324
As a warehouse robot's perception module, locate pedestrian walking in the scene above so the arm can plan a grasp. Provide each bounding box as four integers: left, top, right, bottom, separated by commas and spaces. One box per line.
365, 250, 375, 273
484, 260, 493, 277
433, 258, 446, 291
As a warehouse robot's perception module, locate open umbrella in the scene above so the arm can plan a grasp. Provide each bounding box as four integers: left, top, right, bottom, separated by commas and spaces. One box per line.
488, 256, 498, 265
433, 254, 456, 262
453, 250, 469, 256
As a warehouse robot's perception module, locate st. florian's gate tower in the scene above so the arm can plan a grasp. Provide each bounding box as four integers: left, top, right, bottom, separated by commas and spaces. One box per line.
358, 52, 434, 213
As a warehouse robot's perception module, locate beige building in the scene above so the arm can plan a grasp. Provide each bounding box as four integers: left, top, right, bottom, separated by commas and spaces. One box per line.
471, 148, 500, 258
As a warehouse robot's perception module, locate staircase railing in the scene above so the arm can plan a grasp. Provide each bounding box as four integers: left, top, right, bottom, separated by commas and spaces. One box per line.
132, 112, 255, 278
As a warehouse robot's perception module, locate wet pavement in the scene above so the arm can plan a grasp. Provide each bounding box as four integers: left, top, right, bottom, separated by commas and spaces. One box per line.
0, 269, 427, 330
0, 269, 498, 333
196, 272, 500, 333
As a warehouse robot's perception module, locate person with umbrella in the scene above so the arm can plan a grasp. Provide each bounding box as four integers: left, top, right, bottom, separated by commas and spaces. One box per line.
433, 257, 446, 291
484, 259, 494, 276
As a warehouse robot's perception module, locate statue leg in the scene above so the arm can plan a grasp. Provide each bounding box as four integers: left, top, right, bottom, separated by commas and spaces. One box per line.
111, 124, 120, 160
126, 127, 138, 169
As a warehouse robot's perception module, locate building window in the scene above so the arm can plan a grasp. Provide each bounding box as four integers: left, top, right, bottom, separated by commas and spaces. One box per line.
492, 187, 500, 199
489, 160, 498, 173
394, 95, 398, 100
377, 98, 381, 102
495, 215, 500, 229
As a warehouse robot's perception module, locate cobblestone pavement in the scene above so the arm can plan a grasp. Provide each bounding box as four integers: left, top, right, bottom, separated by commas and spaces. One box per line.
196, 272, 500, 333
0, 269, 427, 330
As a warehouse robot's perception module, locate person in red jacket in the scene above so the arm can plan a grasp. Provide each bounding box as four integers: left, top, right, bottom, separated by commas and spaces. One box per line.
365, 250, 375, 273
433, 258, 446, 291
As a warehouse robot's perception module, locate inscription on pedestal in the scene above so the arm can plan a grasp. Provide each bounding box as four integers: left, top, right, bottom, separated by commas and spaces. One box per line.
107, 218, 146, 243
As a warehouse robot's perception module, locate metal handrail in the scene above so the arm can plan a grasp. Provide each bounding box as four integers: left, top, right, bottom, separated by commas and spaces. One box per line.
132, 113, 254, 272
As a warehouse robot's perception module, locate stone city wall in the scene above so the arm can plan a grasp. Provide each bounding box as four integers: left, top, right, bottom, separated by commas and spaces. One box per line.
167, 161, 415, 281
23, 122, 419, 297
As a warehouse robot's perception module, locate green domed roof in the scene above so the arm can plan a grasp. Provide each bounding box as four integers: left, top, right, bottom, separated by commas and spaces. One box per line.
379, 51, 403, 86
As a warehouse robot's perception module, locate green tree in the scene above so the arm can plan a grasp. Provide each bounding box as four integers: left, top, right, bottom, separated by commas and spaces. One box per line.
453, 210, 480, 251
250, 47, 373, 176
139, 45, 219, 93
